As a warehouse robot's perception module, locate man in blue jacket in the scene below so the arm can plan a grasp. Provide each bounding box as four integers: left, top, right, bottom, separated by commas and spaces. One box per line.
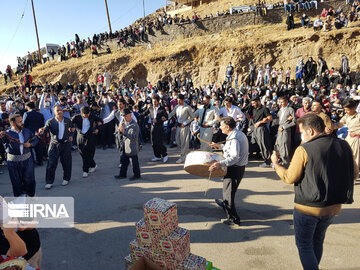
0, 114, 38, 197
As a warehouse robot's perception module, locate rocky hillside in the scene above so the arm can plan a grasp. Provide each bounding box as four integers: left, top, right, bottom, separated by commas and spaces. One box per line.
1, 0, 359, 93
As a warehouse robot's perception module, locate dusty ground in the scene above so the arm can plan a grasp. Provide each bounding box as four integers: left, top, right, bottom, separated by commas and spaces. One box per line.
0, 143, 359, 270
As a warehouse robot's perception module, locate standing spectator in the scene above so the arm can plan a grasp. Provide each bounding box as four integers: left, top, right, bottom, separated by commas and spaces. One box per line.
194, 95, 220, 151
96, 72, 104, 92
256, 65, 264, 86
295, 58, 305, 84
271, 113, 355, 270
225, 62, 234, 86
285, 67, 291, 84
340, 55, 350, 76
264, 64, 271, 85
338, 100, 360, 172
167, 94, 195, 164
114, 108, 141, 180
103, 70, 112, 90
311, 98, 335, 134
271, 67, 278, 86
249, 62, 257, 87
249, 97, 273, 167
274, 96, 296, 166
189, 116, 200, 150
23, 72, 32, 89
286, 13, 295, 30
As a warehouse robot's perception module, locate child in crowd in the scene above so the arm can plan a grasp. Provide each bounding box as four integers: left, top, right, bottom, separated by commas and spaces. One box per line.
189, 116, 200, 150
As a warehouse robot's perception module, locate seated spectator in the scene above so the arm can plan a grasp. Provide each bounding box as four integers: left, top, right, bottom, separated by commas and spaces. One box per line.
323, 15, 332, 31
338, 12, 349, 27
321, 8, 328, 17
91, 45, 98, 59
328, 7, 335, 16
348, 7, 358, 22
192, 12, 199, 23
313, 16, 324, 31
335, 6, 343, 16
301, 13, 311, 27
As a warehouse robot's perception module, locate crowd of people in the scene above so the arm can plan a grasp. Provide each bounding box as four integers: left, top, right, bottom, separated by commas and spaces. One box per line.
0, 52, 358, 269
286, 0, 359, 30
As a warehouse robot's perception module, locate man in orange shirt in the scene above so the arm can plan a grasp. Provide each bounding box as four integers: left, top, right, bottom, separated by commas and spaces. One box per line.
271, 113, 355, 270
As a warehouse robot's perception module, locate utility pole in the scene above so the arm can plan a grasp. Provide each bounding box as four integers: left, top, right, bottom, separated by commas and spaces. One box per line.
104, 0, 112, 36
165, 0, 167, 12
143, 0, 145, 18
30, 0, 41, 63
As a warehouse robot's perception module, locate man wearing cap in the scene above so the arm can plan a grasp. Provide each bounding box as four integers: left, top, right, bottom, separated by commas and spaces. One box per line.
114, 108, 141, 180
71, 106, 103, 178
167, 94, 195, 163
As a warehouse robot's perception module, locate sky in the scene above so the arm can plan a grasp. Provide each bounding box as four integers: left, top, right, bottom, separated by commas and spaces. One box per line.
0, 0, 170, 73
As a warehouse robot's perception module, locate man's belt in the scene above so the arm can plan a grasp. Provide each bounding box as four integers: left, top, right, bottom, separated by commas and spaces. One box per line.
177, 123, 191, 128
7, 152, 31, 162
200, 124, 212, 128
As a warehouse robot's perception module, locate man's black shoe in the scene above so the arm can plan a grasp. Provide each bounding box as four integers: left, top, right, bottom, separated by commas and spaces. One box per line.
114, 175, 126, 179
129, 176, 141, 181
215, 198, 225, 208
222, 218, 241, 226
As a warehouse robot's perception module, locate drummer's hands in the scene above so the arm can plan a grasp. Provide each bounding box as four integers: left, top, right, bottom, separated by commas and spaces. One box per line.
209, 142, 220, 149
209, 162, 221, 172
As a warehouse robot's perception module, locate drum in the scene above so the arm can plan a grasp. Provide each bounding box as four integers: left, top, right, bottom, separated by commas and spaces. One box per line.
184, 151, 227, 178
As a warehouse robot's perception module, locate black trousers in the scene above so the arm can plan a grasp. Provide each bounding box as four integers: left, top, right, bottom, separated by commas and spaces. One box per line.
100, 120, 115, 147
46, 142, 72, 184
223, 165, 245, 220
151, 126, 167, 158
34, 140, 45, 164
253, 125, 273, 165
77, 135, 96, 173
119, 153, 140, 178
8, 157, 36, 197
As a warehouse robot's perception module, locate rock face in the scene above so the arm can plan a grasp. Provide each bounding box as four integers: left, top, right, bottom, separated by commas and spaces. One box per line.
1, 0, 358, 92
51, 72, 79, 85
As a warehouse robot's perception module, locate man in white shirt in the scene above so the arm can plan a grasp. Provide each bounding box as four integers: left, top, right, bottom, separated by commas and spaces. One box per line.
209, 117, 249, 226
219, 97, 245, 123
194, 95, 219, 151
39, 105, 74, 189
71, 106, 103, 178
